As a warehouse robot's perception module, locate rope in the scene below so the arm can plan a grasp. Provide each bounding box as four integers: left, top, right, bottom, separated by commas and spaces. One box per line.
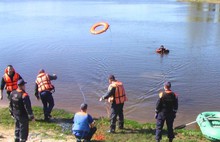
77, 83, 86, 103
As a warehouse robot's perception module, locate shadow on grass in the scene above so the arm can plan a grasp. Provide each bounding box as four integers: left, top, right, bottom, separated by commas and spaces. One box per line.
35, 118, 73, 123
116, 128, 174, 136
116, 128, 155, 135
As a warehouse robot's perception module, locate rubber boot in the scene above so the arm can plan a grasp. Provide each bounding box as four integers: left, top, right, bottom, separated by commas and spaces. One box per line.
169, 139, 173, 142
107, 125, 115, 133
119, 122, 124, 129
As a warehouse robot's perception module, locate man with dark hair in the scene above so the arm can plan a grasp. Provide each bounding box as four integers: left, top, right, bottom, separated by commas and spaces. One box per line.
155, 82, 178, 142
72, 103, 97, 142
9, 79, 34, 142
34, 69, 57, 121
0, 65, 22, 100
100, 75, 127, 133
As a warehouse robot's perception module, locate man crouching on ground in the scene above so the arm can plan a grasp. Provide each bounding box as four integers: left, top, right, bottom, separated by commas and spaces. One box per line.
72, 103, 97, 142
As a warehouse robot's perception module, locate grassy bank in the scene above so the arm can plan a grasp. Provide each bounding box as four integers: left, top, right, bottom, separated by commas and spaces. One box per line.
0, 107, 209, 142
177, 0, 220, 3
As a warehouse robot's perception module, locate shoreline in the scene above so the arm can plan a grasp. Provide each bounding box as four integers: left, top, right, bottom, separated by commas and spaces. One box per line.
0, 106, 209, 142
0, 102, 200, 130
177, 0, 220, 3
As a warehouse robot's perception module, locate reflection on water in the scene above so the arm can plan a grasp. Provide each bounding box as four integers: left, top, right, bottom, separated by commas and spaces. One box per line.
188, 3, 220, 23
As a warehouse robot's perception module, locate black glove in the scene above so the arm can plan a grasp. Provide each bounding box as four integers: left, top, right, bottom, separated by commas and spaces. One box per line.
35, 94, 40, 100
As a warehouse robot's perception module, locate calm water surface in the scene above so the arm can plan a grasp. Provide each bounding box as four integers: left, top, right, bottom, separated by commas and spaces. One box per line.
0, 0, 220, 126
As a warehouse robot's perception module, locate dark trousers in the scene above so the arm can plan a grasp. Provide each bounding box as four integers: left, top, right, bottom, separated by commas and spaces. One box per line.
75, 127, 97, 141
14, 116, 29, 142
40, 91, 54, 119
155, 112, 175, 140
110, 103, 124, 131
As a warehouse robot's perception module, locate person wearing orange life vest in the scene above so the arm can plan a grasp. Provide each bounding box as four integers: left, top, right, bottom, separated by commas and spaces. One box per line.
99, 75, 127, 133
155, 82, 178, 142
0, 65, 22, 100
34, 69, 57, 121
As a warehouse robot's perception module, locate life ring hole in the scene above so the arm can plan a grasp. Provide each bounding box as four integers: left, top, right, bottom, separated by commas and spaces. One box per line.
95, 25, 105, 31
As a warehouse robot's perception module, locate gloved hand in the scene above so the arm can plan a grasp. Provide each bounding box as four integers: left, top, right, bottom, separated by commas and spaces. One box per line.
35, 94, 40, 100
154, 113, 158, 119
37, 96, 40, 100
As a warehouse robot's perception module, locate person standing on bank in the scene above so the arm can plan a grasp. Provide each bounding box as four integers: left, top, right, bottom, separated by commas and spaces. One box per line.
34, 69, 57, 121
99, 75, 127, 133
9, 79, 35, 142
72, 103, 97, 142
0, 65, 22, 100
155, 82, 178, 142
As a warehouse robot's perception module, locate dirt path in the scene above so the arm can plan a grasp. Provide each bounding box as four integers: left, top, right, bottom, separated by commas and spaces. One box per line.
0, 127, 75, 142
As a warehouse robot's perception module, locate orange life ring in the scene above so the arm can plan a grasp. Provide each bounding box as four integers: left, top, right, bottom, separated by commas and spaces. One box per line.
90, 22, 109, 35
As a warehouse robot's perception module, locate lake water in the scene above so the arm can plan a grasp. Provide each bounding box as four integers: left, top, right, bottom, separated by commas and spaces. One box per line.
0, 0, 220, 127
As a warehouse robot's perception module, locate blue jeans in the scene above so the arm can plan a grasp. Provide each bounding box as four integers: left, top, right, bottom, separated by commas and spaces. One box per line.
40, 91, 54, 119
74, 127, 97, 141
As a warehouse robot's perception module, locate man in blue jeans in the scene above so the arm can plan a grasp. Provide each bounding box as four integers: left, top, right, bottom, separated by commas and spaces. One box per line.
72, 103, 97, 142
34, 69, 57, 121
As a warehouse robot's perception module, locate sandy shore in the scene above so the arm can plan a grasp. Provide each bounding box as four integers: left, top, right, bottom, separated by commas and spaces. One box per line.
0, 104, 75, 142
0, 127, 75, 142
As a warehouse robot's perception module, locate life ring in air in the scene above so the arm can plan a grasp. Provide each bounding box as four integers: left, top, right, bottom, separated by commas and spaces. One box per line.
90, 22, 109, 35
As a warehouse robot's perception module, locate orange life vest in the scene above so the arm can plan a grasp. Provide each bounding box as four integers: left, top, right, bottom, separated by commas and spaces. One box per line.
108, 81, 127, 104
4, 72, 20, 92
36, 73, 54, 93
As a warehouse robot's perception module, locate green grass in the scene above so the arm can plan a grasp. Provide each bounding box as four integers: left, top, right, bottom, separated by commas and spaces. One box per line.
0, 106, 74, 140
95, 119, 209, 142
0, 107, 209, 141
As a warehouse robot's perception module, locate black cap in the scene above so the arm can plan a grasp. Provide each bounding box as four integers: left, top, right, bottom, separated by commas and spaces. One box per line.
80, 103, 88, 110
164, 82, 171, 88
109, 75, 115, 81
17, 79, 27, 86
39, 69, 45, 74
